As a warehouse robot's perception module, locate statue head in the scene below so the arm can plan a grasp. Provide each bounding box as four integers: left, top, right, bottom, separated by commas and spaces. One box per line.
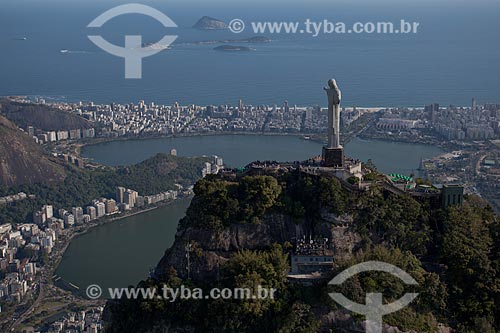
325, 78, 341, 104
328, 79, 338, 89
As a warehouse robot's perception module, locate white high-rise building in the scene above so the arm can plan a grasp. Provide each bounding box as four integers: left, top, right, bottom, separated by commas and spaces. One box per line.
57, 131, 69, 141
64, 213, 75, 227
72, 207, 84, 224
95, 202, 106, 218
124, 190, 138, 208
42, 205, 53, 219
47, 131, 57, 142
215, 156, 224, 167
105, 199, 117, 214
86, 206, 97, 220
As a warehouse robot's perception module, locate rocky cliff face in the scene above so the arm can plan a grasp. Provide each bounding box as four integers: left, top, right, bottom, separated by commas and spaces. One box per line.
155, 211, 361, 282
0, 115, 65, 186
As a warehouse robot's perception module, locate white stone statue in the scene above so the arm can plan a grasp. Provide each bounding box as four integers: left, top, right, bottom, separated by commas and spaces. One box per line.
324, 79, 342, 148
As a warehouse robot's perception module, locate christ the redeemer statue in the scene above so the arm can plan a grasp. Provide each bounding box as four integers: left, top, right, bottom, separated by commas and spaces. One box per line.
324, 78, 342, 149
322, 78, 344, 168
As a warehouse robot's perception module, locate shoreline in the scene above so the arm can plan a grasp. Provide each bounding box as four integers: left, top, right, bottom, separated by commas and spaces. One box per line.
53, 196, 192, 293
109, 206, 158, 222
356, 132, 460, 152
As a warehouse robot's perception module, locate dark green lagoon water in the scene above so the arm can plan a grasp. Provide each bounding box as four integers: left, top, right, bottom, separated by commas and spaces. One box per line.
81, 135, 441, 174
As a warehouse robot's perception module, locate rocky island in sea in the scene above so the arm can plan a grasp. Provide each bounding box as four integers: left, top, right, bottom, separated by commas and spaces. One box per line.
214, 45, 254, 52
193, 16, 228, 30
181, 36, 271, 46
239, 36, 271, 43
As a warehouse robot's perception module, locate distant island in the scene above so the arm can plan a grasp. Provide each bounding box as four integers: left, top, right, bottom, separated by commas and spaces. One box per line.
193, 16, 228, 30
242, 36, 271, 43
184, 36, 271, 46
214, 45, 254, 52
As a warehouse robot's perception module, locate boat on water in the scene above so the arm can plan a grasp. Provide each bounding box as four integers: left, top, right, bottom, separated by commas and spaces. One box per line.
60, 49, 69, 53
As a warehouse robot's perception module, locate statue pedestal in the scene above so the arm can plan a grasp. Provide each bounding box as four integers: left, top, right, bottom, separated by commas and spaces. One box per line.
322, 146, 344, 168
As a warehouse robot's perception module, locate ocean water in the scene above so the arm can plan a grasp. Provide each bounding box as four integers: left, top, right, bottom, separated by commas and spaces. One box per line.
0, 0, 499, 107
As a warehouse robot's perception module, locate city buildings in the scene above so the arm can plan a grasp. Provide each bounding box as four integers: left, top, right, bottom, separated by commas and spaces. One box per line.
1, 180, 190, 310
0, 192, 29, 206
41, 307, 104, 333
23, 98, 385, 146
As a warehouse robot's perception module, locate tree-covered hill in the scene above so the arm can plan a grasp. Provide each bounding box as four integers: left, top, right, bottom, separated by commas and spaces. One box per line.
105, 170, 500, 333
0, 99, 92, 131
0, 153, 209, 224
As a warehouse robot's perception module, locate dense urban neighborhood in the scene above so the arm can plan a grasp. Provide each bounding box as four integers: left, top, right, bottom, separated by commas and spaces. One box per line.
1, 96, 499, 332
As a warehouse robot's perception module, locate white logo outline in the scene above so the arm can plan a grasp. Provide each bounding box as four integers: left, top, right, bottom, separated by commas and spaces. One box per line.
328, 261, 419, 333
87, 3, 178, 79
